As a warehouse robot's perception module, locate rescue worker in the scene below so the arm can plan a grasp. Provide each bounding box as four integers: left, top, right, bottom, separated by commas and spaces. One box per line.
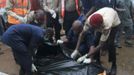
42, 0, 61, 40
59, 0, 82, 35
71, 7, 121, 75
115, 0, 134, 47
57, 20, 94, 56
8, 9, 46, 27
27, 9, 46, 27
2, 24, 54, 75
5, 0, 31, 27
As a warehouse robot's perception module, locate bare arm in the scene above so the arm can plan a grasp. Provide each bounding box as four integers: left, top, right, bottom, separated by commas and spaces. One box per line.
115, 7, 126, 12
85, 6, 96, 19
75, 30, 85, 50
87, 41, 105, 57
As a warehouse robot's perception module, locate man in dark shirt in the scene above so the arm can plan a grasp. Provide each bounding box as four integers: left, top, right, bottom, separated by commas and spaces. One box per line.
63, 20, 94, 56
2, 24, 54, 75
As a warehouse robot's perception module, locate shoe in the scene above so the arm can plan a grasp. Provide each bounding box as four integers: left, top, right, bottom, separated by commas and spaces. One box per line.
125, 40, 133, 45
110, 65, 117, 75
125, 40, 133, 47
115, 43, 122, 48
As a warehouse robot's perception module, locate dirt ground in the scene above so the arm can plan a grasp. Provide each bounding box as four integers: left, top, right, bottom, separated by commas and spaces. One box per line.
0, 39, 134, 75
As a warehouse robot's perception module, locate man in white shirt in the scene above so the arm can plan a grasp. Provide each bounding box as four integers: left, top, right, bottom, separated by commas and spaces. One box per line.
71, 7, 120, 75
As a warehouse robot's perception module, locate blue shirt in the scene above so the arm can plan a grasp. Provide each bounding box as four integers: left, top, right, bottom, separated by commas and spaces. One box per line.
67, 28, 94, 49
2, 24, 45, 50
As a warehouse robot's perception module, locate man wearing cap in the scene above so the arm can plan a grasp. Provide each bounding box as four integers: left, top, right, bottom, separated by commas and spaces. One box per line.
71, 7, 120, 75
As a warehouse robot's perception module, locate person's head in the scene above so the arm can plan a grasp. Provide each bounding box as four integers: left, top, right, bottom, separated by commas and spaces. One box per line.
35, 9, 46, 24
89, 14, 103, 29
45, 27, 54, 39
72, 20, 83, 34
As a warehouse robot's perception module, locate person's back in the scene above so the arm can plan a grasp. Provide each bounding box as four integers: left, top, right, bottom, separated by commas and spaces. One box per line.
3, 24, 44, 45
66, 20, 95, 55
67, 28, 94, 55
86, 7, 120, 31
1, 24, 52, 75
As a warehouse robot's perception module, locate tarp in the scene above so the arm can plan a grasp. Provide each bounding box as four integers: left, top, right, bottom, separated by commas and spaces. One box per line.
35, 43, 105, 75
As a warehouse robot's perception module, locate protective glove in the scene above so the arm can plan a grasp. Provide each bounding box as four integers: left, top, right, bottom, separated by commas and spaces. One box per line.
83, 58, 92, 64
49, 9, 56, 19
57, 40, 64, 44
7, 11, 26, 23
71, 50, 80, 59
58, 18, 63, 24
77, 54, 88, 63
19, 17, 27, 23
16, 16, 26, 23
32, 63, 37, 72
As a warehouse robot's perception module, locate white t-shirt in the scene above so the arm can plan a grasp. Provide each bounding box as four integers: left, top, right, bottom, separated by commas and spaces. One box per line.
83, 7, 121, 42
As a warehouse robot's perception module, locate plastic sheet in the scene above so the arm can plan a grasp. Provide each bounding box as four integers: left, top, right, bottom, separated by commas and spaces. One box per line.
35, 44, 105, 75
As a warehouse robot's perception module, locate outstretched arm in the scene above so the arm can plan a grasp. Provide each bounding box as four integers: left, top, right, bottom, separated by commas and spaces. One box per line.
87, 41, 105, 57
75, 30, 85, 50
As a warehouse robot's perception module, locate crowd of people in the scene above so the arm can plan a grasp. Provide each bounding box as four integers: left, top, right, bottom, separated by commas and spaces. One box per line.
0, 0, 134, 75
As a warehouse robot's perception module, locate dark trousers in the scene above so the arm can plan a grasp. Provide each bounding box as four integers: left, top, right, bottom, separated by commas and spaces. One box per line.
63, 11, 79, 34
46, 13, 61, 40
2, 34, 32, 75
94, 27, 118, 64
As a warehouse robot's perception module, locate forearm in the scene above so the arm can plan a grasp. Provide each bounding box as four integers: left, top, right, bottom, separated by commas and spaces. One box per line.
85, 7, 96, 18
115, 7, 126, 12
5, 0, 13, 11
87, 41, 105, 57
7, 11, 20, 19
75, 31, 84, 50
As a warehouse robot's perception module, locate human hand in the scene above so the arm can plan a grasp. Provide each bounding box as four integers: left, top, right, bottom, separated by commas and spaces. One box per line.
49, 9, 56, 19
71, 50, 80, 59
57, 39, 64, 44
77, 54, 88, 63
83, 58, 92, 64
32, 64, 37, 72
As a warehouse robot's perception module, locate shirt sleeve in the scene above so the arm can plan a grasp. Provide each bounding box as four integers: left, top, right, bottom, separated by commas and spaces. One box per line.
103, 11, 120, 29
113, 12, 121, 26
100, 29, 111, 42
24, 11, 35, 23
83, 20, 90, 31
